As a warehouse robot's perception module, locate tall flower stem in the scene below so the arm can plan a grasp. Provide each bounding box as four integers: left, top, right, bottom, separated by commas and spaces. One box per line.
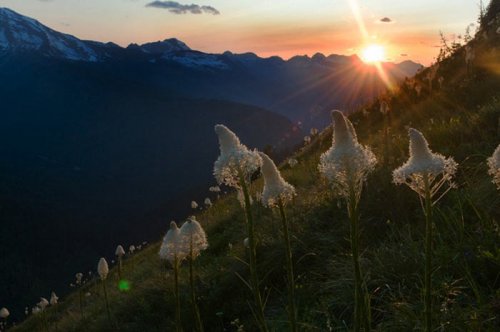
423, 174, 433, 332
102, 280, 112, 325
239, 170, 268, 332
278, 200, 298, 332
118, 256, 123, 280
78, 289, 84, 319
189, 244, 204, 332
347, 183, 370, 332
173, 256, 182, 332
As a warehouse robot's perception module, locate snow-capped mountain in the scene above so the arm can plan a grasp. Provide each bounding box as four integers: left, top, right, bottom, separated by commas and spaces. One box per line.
137, 38, 191, 54
0, 7, 106, 61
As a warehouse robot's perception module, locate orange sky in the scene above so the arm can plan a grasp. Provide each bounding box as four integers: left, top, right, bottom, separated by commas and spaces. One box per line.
0, 0, 482, 65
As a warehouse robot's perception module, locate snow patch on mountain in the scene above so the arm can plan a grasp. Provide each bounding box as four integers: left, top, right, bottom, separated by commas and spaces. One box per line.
164, 52, 229, 70
0, 7, 100, 61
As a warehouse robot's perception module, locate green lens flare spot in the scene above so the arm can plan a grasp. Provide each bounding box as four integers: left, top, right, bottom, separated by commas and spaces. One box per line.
118, 280, 131, 292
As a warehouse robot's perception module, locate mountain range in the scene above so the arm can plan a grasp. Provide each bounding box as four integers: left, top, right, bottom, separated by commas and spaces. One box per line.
0, 7, 422, 317
0, 7, 422, 128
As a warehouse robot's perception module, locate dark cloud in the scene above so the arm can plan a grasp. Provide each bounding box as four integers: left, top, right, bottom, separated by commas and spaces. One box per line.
146, 1, 220, 15
379, 17, 392, 23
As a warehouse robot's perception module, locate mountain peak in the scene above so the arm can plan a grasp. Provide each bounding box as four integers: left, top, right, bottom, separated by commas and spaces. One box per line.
0, 7, 101, 61
138, 38, 191, 54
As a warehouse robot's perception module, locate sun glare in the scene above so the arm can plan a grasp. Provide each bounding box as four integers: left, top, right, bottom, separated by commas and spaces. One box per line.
361, 44, 385, 63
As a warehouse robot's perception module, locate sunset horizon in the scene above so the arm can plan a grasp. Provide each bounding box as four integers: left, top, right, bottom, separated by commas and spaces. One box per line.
0, 0, 481, 65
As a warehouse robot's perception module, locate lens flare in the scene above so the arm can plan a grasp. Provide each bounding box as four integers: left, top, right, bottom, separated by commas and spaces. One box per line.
361, 44, 385, 63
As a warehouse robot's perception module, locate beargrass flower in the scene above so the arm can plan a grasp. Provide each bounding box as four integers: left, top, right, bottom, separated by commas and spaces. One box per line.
393, 128, 457, 202
159, 221, 187, 264
50, 292, 59, 305
213, 124, 262, 188
98, 258, 109, 280
310, 128, 319, 136
191, 201, 198, 209
213, 124, 267, 331
180, 217, 208, 332
465, 45, 475, 65
304, 135, 311, 144
259, 152, 296, 207
0, 308, 9, 319
159, 221, 186, 332
204, 197, 212, 207
392, 128, 457, 332
129, 245, 136, 254
319, 110, 375, 331
415, 84, 422, 96
209, 186, 221, 192
97, 258, 112, 324
259, 151, 298, 331
75, 272, 83, 285
115, 245, 125, 257
380, 101, 390, 114
288, 158, 298, 168
319, 110, 377, 199
38, 298, 49, 310
115, 245, 126, 279
487, 144, 500, 189
180, 217, 208, 258
32, 307, 41, 315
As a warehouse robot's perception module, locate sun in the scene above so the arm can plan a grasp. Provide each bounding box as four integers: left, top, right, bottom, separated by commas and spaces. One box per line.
361, 44, 385, 63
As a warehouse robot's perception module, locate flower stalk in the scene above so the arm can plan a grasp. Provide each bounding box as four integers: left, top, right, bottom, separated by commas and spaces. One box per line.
392, 128, 457, 332
239, 169, 268, 332
318, 111, 376, 331
173, 256, 182, 332
423, 174, 433, 332
278, 199, 298, 332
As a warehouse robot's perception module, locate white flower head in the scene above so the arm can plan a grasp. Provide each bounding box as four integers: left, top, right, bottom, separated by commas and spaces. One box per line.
75, 272, 83, 285
304, 135, 311, 144
287, 158, 298, 168
380, 101, 390, 115
97, 258, 109, 280
191, 201, 198, 209
214, 124, 262, 188
415, 84, 422, 96
204, 198, 212, 207
32, 307, 41, 315
115, 245, 125, 257
50, 292, 59, 305
209, 186, 221, 192
0, 308, 9, 319
259, 152, 296, 207
393, 128, 457, 201
159, 221, 187, 264
319, 110, 377, 199
465, 45, 475, 64
180, 217, 208, 259
487, 144, 500, 189
438, 76, 444, 88
129, 245, 136, 253
38, 298, 49, 310
310, 128, 319, 136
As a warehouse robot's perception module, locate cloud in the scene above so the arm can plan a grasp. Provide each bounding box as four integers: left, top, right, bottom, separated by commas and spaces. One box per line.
146, 1, 220, 15
400, 53, 408, 57
378, 17, 393, 23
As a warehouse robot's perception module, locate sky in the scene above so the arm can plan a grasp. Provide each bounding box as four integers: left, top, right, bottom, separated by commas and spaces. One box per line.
0, 0, 482, 65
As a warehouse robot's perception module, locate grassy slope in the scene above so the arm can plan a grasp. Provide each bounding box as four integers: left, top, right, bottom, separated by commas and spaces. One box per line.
10, 7, 500, 332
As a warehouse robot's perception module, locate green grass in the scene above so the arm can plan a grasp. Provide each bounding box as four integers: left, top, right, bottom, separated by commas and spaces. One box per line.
10, 13, 500, 332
